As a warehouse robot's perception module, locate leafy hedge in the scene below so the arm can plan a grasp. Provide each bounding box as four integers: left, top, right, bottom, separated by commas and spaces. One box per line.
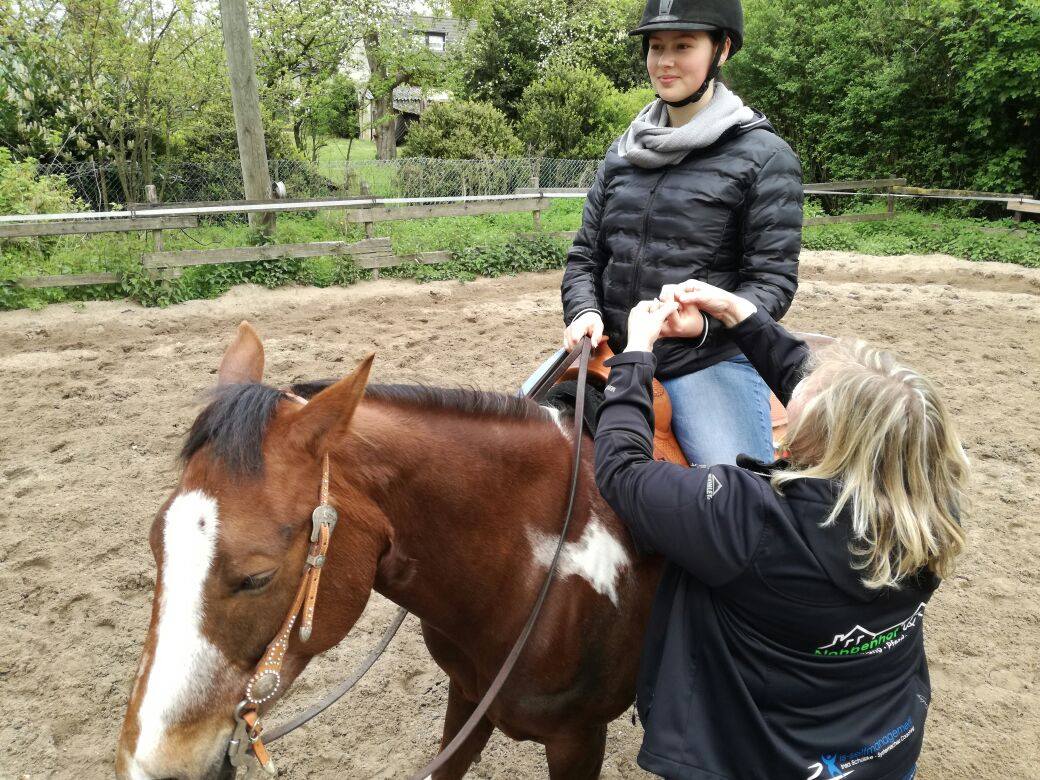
727, 0, 1040, 195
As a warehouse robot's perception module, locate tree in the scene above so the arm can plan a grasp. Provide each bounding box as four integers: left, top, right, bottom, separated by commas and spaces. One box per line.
1, 0, 227, 202
453, 0, 646, 120
250, 0, 363, 156
517, 66, 624, 159
311, 75, 361, 141
362, 19, 442, 160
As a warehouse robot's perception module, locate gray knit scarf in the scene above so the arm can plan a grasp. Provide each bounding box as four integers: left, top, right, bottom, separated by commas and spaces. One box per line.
617, 82, 755, 169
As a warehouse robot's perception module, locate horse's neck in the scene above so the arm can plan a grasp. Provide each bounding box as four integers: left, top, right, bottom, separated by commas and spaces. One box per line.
346, 400, 616, 634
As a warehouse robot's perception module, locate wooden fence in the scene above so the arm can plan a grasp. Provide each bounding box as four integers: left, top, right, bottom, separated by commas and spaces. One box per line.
3, 179, 1036, 290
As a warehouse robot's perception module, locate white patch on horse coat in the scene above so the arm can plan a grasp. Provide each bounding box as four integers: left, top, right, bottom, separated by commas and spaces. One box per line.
542, 405, 571, 440
133, 490, 226, 768
527, 513, 629, 607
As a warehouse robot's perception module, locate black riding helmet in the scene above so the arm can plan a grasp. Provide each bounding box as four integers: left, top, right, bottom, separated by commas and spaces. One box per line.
631, 0, 744, 108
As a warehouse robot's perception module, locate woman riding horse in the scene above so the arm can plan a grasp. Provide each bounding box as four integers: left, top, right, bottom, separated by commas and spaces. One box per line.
562, 0, 803, 466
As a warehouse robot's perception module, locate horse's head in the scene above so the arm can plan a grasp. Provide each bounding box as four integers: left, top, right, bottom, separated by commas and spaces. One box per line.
117, 323, 385, 779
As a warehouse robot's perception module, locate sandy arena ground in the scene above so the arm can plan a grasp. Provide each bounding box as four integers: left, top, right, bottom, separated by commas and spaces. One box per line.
0, 250, 1038, 778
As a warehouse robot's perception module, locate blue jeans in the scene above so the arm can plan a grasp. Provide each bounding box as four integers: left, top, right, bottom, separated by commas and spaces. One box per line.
661, 355, 774, 466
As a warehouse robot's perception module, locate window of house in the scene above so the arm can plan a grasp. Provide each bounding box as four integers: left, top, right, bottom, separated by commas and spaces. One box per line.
426, 32, 446, 52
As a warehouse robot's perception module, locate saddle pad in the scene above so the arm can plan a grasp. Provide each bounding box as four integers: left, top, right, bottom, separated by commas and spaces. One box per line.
543, 380, 605, 436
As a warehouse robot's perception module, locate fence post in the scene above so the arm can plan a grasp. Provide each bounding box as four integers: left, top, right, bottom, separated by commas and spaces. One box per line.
146, 185, 164, 252
97, 160, 109, 211
529, 157, 541, 189
887, 185, 895, 218
359, 181, 378, 280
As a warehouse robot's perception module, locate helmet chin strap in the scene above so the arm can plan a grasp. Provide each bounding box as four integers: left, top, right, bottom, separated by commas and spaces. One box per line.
655, 41, 725, 108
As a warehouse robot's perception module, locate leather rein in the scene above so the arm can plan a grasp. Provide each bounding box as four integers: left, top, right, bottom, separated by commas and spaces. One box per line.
227, 337, 593, 776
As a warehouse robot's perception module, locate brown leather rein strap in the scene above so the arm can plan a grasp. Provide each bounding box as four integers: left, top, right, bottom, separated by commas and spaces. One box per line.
407, 336, 593, 780
262, 606, 409, 744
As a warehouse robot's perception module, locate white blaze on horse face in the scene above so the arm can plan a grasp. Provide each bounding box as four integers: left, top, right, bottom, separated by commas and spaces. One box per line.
133, 490, 228, 771
527, 513, 630, 607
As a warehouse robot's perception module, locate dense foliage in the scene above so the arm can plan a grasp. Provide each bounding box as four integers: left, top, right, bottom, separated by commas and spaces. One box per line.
453, 0, 646, 119
405, 101, 522, 158
517, 67, 629, 158
311, 76, 362, 141
727, 0, 1040, 194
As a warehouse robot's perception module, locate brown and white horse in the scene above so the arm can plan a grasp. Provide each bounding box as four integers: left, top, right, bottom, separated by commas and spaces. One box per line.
116, 322, 663, 779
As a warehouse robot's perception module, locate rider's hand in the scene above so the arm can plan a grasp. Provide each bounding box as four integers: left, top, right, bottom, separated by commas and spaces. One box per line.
564, 311, 605, 351
624, 299, 680, 353
666, 280, 758, 328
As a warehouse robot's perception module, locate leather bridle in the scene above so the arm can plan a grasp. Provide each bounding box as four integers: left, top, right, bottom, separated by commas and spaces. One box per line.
226, 338, 592, 776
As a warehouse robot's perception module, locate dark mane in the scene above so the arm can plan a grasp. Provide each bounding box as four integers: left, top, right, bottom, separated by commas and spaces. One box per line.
293, 380, 542, 421
181, 383, 285, 476
182, 380, 543, 475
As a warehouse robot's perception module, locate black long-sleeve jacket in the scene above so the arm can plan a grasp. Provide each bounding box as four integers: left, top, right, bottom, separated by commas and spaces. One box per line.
562, 113, 803, 380
595, 309, 939, 779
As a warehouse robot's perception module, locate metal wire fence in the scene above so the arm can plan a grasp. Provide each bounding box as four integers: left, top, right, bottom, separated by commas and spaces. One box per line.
29, 157, 601, 212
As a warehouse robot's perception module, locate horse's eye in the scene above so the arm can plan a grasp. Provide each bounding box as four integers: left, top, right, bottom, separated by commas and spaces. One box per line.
236, 569, 277, 593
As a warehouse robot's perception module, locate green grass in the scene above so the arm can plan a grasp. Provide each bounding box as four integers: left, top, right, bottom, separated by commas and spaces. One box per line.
312, 138, 378, 185
2, 201, 1037, 310
316, 137, 377, 162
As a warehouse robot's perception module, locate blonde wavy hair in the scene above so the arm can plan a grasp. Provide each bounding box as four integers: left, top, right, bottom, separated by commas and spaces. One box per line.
772, 339, 969, 589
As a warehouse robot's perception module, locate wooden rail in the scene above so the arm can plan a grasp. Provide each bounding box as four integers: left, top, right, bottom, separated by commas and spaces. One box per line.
7, 177, 1034, 290
803, 178, 906, 192
803, 212, 893, 226
14, 272, 123, 289
345, 197, 549, 223
892, 186, 1030, 200
143, 238, 392, 269
0, 215, 197, 239
1007, 199, 1040, 223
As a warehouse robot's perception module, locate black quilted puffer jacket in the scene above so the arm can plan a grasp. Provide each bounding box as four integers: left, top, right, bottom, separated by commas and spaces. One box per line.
561, 112, 803, 379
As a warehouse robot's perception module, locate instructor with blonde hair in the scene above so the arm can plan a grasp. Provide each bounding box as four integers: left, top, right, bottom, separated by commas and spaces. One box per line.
594, 280, 969, 779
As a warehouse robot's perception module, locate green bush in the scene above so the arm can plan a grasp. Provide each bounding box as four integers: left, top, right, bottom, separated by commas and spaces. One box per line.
311, 75, 360, 140
0, 148, 80, 216
454, 0, 647, 120
517, 67, 622, 159
405, 101, 523, 159
604, 87, 656, 132
0, 149, 85, 308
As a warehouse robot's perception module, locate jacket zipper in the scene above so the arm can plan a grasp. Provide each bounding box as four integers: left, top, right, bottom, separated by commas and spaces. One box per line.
629, 169, 669, 306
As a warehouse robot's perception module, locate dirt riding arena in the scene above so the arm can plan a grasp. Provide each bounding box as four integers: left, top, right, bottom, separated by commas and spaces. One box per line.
1, 250, 1038, 778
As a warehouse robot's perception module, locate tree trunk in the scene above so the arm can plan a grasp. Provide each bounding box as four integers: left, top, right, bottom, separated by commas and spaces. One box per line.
372, 93, 397, 160
219, 0, 275, 232
364, 32, 397, 161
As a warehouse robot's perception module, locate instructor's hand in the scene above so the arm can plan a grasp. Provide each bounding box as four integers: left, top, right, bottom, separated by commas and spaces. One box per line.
624, 299, 680, 353
564, 311, 605, 351
669, 280, 758, 327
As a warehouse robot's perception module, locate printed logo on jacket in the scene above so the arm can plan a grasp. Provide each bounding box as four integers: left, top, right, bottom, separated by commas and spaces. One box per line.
805, 718, 917, 779
815, 603, 926, 657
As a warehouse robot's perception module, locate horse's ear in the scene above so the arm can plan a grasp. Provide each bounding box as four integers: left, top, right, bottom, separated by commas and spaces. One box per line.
218, 321, 265, 386
292, 353, 375, 451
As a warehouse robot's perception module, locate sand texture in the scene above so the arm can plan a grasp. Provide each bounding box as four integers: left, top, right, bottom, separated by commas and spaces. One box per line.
0, 250, 1037, 778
